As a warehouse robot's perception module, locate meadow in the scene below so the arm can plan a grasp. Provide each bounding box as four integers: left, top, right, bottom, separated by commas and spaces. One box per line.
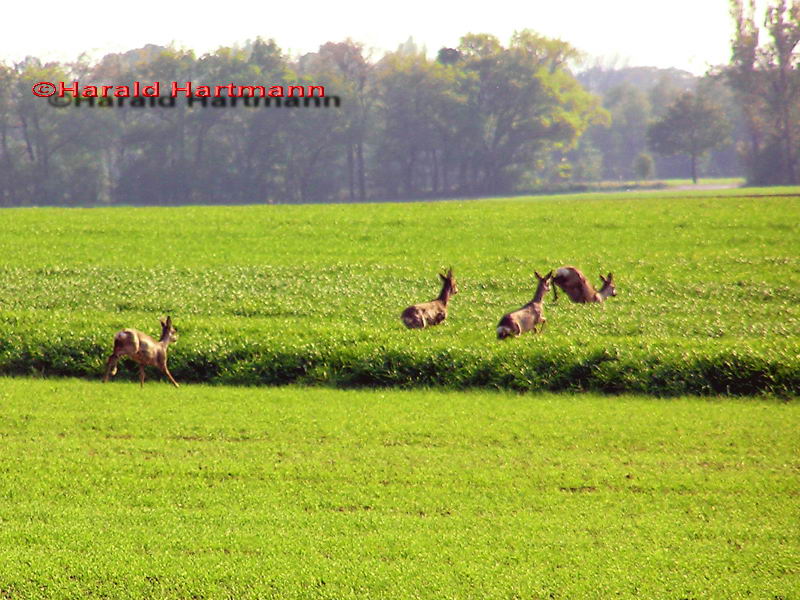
0, 187, 797, 394
0, 189, 798, 598
0, 378, 796, 599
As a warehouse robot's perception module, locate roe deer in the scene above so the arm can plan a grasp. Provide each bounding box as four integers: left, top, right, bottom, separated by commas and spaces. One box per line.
401, 268, 458, 329
552, 266, 616, 303
497, 271, 553, 339
103, 316, 179, 387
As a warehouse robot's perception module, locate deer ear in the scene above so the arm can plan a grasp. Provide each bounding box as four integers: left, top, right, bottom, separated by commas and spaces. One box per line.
166, 316, 172, 327
599, 274, 607, 283
546, 270, 553, 279
607, 272, 613, 280
439, 273, 447, 281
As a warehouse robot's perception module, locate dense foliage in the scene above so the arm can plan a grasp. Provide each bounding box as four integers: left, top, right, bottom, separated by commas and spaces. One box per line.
726, 0, 800, 185
0, 33, 609, 206
0, 24, 765, 208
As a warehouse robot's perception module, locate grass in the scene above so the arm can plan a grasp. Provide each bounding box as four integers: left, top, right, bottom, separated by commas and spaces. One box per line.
523, 177, 747, 195
0, 187, 798, 393
661, 177, 747, 187
0, 377, 796, 599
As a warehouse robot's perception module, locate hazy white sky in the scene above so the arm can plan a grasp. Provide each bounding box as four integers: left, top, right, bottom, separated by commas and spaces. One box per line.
5, 0, 750, 74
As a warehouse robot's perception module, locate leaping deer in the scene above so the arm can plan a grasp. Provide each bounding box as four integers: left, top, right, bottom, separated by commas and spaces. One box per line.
552, 266, 616, 303
103, 316, 180, 387
497, 270, 552, 339
401, 268, 458, 329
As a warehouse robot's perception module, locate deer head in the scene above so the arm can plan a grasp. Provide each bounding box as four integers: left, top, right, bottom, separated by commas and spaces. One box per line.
535, 270, 553, 291
533, 270, 553, 301
439, 267, 458, 296
599, 273, 617, 297
160, 316, 178, 344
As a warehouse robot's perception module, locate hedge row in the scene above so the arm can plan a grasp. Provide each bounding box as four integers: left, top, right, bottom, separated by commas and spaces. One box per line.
0, 334, 796, 397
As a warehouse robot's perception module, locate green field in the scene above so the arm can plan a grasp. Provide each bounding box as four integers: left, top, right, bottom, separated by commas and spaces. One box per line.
0, 378, 796, 599
1, 189, 798, 597
0, 187, 798, 394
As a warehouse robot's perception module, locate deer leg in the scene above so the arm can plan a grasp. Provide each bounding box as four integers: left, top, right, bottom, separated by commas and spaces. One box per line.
138, 365, 146, 387
157, 357, 180, 388
163, 365, 180, 388
552, 286, 559, 303
103, 354, 119, 382
539, 318, 547, 334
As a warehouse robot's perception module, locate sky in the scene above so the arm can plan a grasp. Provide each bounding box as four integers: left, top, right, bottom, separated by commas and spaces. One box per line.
4, 0, 755, 75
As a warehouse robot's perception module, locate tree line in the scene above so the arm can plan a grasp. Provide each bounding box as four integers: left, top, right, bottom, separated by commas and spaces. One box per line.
0, 1, 796, 207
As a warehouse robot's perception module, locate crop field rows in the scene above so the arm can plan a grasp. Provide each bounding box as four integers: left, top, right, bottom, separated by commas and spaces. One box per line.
0, 189, 797, 394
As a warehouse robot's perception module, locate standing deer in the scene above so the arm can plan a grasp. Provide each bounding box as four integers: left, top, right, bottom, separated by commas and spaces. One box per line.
497, 271, 553, 339
401, 268, 458, 329
552, 266, 616, 303
103, 316, 179, 387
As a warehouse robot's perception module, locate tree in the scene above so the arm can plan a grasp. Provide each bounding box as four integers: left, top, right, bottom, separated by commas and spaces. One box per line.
726, 0, 800, 184
633, 153, 655, 180
453, 31, 607, 194
647, 92, 730, 183
298, 40, 373, 201
372, 47, 466, 198
591, 84, 651, 179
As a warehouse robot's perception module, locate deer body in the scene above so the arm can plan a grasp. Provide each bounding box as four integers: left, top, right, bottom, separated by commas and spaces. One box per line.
103, 317, 179, 387
552, 266, 616, 303
402, 269, 458, 329
497, 271, 552, 339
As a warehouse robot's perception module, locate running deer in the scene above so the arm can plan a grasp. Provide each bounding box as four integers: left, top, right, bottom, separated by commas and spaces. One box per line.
103, 316, 179, 387
497, 270, 553, 339
401, 268, 458, 329
552, 266, 616, 303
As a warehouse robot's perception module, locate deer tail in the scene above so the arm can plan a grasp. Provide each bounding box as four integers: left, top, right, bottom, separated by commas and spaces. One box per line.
497, 316, 520, 339
114, 330, 139, 354
402, 307, 424, 329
